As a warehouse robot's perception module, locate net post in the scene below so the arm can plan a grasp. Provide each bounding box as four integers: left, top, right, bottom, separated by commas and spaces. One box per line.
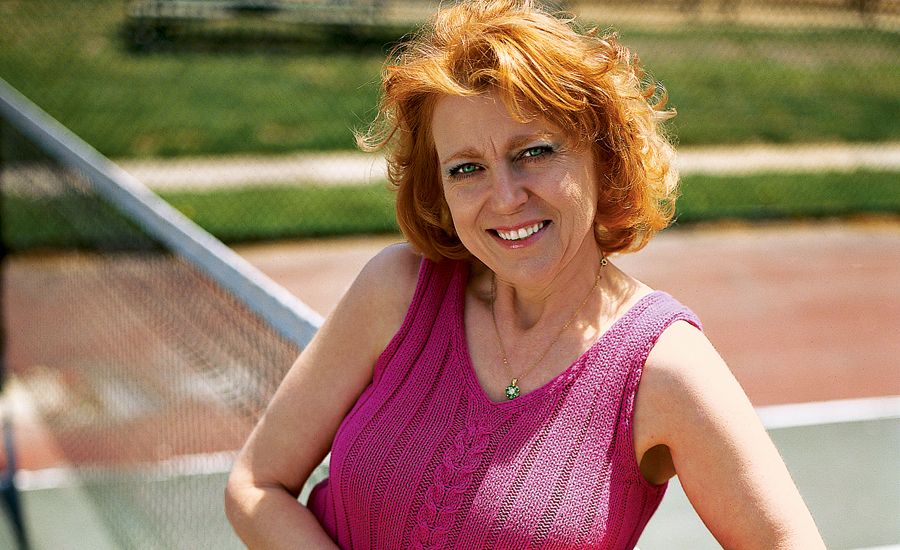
0, 415, 30, 550
1, 111, 7, 391
0, 109, 32, 550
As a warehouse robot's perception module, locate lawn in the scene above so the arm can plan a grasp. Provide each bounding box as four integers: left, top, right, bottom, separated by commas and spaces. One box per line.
4, 171, 897, 252
1, 0, 897, 158
159, 171, 900, 240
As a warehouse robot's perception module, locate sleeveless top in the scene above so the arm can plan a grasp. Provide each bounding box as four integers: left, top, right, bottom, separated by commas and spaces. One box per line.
308, 258, 702, 549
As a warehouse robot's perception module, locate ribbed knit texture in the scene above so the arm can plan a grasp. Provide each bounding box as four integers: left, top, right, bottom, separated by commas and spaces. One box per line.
308, 258, 702, 549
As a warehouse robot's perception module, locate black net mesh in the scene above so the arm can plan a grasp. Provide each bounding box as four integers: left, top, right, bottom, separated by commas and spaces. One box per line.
1, 111, 321, 548
0, 1, 897, 547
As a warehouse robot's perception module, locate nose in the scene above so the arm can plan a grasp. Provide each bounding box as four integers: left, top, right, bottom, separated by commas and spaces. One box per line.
490, 166, 528, 214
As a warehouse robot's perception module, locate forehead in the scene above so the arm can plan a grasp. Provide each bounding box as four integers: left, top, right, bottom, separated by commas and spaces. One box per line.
431, 92, 560, 153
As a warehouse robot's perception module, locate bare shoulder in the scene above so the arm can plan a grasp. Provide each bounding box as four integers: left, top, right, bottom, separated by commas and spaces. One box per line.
351, 242, 420, 306
633, 318, 750, 463
636, 322, 825, 548
605, 263, 716, 385
232, 243, 422, 490
338, 242, 422, 347
640, 320, 736, 421
290, 242, 422, 397
646, 319, 720, 378
354, 242, 420, 290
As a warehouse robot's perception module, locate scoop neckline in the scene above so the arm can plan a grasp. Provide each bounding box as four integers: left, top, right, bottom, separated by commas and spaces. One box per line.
451, 263, 661, 411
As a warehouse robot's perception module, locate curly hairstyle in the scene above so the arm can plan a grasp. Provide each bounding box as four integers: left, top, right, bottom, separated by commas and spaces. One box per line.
360, 0, 679, 261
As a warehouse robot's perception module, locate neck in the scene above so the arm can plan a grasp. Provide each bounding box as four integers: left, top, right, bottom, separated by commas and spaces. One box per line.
490, 248, 606, 331
487, 252, 608, 399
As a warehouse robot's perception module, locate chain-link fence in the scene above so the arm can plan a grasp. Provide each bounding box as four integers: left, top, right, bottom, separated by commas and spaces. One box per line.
1, 0, 898, 248
1, 3, 898, 548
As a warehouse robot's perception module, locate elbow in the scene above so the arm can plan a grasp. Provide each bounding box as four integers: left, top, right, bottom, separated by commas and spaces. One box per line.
223, 471, 241, 528
224, 465, 252, 533
224, 470, 265, 549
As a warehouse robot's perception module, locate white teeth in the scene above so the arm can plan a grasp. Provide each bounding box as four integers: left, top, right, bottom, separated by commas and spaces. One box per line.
497, 222, 545, 241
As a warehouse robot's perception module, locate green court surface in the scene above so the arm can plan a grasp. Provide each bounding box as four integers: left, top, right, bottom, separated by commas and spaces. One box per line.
640, 413, 900, 549
10, 399, 899, 549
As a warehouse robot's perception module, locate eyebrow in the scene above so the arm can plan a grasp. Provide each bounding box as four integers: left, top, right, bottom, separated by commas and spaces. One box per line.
438, 132, 557, 166
439, 147, 482, 167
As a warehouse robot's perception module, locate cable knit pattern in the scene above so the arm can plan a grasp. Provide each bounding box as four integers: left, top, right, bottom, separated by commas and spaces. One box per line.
413, 410, 492, 549
307, 258, 702, 549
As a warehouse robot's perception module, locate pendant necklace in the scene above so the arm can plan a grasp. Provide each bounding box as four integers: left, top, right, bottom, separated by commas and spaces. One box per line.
490, 256, 607, 400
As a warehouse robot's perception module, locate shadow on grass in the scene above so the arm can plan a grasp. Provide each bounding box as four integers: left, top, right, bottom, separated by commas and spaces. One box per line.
121, 18, 414, 56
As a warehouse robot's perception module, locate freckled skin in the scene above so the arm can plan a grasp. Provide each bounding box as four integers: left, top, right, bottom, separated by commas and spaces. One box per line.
432, 91, 602, 295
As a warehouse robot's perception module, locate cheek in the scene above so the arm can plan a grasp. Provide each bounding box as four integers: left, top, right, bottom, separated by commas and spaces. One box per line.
576, 164, 600, 220
441, 187, 474, 237
443, 185, 482, 221
561, 173, 598, 223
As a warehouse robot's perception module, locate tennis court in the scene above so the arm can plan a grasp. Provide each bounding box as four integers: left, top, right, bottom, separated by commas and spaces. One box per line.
6, 223, 899, 548
2, 66, 899, 550
10, 397, 899, 549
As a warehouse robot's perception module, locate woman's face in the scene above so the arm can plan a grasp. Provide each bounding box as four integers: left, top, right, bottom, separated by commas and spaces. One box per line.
431, 90, 600, 286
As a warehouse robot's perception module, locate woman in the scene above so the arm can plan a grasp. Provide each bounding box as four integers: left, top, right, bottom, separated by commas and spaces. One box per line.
225, 1, 825, 548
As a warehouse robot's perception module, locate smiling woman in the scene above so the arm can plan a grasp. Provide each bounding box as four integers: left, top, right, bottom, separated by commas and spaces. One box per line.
364, 0, 679, 262
224, 2, 826, 549
432, 92, 601, 290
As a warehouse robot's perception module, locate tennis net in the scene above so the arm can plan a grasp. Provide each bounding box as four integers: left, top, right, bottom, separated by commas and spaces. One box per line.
0, 78, 324, 549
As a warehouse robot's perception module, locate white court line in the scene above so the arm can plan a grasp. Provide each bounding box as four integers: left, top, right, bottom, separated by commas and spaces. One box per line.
16, 450, 239, 491
115, 143, 900, 190
15, 396, 899, 492
756, 395, 900, 430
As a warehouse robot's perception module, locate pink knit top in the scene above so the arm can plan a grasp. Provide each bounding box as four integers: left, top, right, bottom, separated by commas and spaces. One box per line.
308, 258, 701, 549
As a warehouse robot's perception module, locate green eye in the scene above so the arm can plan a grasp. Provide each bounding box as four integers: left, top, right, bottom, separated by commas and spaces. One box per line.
449, 163, 480, 177
522, 145, 552, 159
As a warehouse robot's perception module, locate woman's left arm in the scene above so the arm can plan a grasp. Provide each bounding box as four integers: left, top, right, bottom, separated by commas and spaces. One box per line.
635, 321, 825, 549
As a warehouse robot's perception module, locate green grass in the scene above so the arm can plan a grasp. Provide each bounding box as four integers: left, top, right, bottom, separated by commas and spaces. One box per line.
4, 172, 897, 252
618, 26, 900, 145
0, 1, 387, 157
675, 171, 900, 223
160, 184, 398, 242
1, 190, 157, 252
160, 171, 900, 240
1, 1, 897, 158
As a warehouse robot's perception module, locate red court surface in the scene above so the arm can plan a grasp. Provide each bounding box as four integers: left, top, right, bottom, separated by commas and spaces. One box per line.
235, 219, 900, 407
5, 219, 899, 472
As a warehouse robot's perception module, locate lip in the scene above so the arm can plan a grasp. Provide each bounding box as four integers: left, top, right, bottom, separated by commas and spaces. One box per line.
488, 219, 550, 249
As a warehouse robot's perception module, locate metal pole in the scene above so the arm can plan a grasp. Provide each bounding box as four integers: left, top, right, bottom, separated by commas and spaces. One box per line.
0, 116, 32, 550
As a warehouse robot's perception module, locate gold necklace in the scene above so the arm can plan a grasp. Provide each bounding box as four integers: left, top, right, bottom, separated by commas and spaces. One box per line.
490, 256, 607, 400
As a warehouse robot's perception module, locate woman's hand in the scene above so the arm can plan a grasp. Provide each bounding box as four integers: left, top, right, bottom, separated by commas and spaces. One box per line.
636, 321, 826, 549
224, 244, 420, 549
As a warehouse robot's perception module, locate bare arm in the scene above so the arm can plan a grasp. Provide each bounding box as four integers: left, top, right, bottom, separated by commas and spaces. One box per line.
635, 321, 825, 549
224, 244, 420, 549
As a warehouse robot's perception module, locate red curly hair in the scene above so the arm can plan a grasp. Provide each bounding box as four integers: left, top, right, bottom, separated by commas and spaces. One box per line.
361, 0, 679, 261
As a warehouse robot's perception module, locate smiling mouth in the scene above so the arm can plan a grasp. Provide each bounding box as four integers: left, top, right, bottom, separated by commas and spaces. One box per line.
494, 221, 548, 241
